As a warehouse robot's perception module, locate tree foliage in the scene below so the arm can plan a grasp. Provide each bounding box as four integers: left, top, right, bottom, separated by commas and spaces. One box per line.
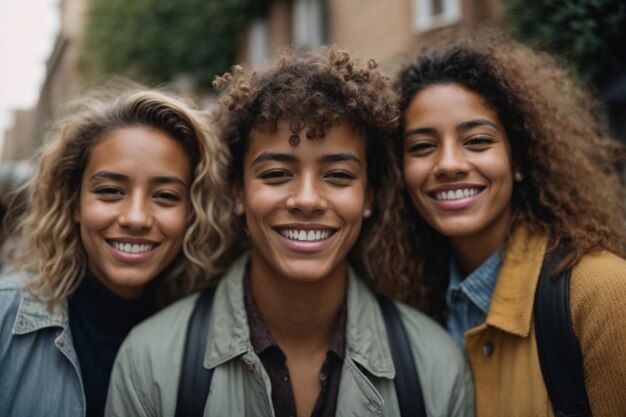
81, 0, 268, 89
505, 0, 626, 89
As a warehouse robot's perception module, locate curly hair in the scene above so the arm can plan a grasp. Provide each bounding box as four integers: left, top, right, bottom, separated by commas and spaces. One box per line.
212, 47, 402, 286
13, 81, 236, 308
384, 30, 626, 321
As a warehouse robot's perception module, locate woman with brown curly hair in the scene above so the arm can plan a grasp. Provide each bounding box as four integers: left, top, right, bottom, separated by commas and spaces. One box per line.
0, 83, 233, 417
391, 31, 626, 416
106, 47, 474, 417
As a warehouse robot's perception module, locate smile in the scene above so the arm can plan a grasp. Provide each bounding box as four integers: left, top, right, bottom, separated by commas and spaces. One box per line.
433, 188, 482, 201
108, 241, 157, 254
278, 229, 333, 242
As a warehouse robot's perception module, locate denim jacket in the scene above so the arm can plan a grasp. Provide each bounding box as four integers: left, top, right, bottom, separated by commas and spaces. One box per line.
0, 271, 86, 417
106, 254, 474, 417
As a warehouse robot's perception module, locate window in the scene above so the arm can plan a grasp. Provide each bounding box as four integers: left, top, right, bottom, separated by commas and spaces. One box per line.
413, 0, 461, 32
292, 0, 325, 49
247, 18, 270, 65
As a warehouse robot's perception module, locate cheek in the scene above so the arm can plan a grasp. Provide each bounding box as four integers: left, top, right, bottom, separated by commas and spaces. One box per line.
403, 160, 428, 194
160, 207, 190, 241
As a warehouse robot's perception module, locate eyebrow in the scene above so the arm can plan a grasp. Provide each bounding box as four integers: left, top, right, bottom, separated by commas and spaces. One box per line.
251, 152, 297, 165
456, 118, 499, 132
404, 119, 499, 138
251, 152, 362, 166
89, 171, 187, 187
404, 127, 437, 138
319, 153, 362, 166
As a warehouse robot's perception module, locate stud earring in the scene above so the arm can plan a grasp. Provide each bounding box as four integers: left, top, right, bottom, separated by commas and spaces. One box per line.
363, 208, 372, 218
234, 204, 244, 216
514, 171, 524, 182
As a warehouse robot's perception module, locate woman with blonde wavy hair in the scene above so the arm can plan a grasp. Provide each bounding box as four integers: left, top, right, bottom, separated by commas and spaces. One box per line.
0, 83, 234, 417
389, 31, 626, 416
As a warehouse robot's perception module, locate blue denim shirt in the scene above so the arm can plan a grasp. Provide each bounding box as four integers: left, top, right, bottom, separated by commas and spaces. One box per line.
0, 271, 86, 417
446, 249, 503, 348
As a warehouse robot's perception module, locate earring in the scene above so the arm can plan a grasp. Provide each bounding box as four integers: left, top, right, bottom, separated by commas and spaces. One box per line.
234, 204, 244, 216
363, 208, 372, 218
514, 171, 524, 182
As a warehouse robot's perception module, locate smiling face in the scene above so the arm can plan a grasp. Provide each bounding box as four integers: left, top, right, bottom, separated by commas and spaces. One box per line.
235, 121, 372, 286
402, 83, 514, 263
74, 126, 191, 298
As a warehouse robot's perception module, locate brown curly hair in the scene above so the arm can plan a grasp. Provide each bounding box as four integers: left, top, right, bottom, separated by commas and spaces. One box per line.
212, 46, 403, 285
383, 30, 626, 321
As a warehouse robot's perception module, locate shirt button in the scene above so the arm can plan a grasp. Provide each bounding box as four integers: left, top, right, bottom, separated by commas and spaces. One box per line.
482, 340, 494, 356
243, 361, 255, 373
320, 372, 327, 382
451, 289, 463, 302
57, 338, 65, 347
283, 375, 289, 382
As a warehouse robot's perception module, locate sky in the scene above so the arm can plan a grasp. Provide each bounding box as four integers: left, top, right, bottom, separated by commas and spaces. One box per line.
0, 0, 59, 157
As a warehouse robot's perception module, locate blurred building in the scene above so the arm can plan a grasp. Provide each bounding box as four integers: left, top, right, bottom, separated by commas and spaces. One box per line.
2, 0, 86, 161
238, 0, 503, 70
3, 0, 504, 161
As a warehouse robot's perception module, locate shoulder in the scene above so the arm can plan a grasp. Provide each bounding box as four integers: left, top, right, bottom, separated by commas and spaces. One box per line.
0, 271, 29, 327
569, 250, 626, 313
393, 300, 467, 371
393, 300, 475, 416
569, 249, 626, 352
123, 291, 200, 353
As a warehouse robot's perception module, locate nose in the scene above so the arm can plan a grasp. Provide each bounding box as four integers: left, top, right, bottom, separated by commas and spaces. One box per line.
434, 141, 470, 179
118, 193, 153, 231
286, 173, 328, 215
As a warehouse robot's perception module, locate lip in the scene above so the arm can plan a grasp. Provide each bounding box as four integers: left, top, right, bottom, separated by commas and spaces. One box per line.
106, 237, 161, 263
426, 183, 486, 211
273, 223, 338, 254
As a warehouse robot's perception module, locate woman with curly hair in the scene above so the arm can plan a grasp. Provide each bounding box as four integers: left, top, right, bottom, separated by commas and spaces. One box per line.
0, 83, 233, 417
390, 31, 626, 416
106, 47, 474, 417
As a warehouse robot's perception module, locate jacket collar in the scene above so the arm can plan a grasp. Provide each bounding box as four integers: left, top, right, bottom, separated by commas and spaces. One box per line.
2, 272, 68, 335
203, 253, 394, 378
484, 224, 548, 337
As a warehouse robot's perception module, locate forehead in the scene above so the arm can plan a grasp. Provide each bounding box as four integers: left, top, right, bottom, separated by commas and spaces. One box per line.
245, 121, 366, 162
84, 126, 191, 178
405, 83, 501, 126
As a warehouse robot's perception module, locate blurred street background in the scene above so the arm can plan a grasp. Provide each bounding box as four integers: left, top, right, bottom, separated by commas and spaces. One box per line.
0, 0, 625, 188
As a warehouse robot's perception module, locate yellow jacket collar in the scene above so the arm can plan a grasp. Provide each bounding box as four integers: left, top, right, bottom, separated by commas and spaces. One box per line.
485, 224, 548, 337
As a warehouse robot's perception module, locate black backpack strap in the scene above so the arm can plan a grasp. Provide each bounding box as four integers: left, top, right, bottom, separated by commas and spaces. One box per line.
376, 294, 427, 417
533, 245, 592, 417
175, 288, 216, 417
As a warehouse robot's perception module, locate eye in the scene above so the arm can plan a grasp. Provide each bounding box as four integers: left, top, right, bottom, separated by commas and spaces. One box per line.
406, 141, 437, 155
94, 187, 124, 200
154, 191, 183, 203
465, 136, 495, 148
324, 170, 356, 184
259, 169, 293, 182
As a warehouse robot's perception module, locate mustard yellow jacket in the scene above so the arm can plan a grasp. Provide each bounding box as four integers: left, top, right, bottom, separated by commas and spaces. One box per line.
465, 225, 626, 417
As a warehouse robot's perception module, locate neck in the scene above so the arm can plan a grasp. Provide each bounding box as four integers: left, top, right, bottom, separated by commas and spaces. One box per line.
249, 261, 347, 354
451, 207, 511, 275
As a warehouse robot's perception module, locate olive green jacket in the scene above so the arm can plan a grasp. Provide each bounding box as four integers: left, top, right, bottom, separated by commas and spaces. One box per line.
105, 255, 474, 417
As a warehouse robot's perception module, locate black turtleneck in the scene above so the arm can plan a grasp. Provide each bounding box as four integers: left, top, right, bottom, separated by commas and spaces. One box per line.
68, 269, 158, 417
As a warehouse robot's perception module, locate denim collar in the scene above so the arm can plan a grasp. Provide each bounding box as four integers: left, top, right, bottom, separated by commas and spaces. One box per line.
447, 248, 503, 315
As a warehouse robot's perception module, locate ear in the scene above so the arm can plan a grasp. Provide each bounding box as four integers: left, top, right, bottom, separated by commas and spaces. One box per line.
363, 188, 374, 218
72, 200, 81, 224
232, 178, 245, 216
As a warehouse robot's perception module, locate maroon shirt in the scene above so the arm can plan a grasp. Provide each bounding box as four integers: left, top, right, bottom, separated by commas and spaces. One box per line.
244, 278, 346, 417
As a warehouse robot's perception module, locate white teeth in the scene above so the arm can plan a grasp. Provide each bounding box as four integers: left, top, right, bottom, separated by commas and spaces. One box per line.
112, 241, 154, 254
279, 229, 331, 242
434, 188, 480, 201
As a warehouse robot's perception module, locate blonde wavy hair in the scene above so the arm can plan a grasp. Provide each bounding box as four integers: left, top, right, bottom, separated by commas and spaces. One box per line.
386, 30, 626, 321
14, 82, 237, 308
